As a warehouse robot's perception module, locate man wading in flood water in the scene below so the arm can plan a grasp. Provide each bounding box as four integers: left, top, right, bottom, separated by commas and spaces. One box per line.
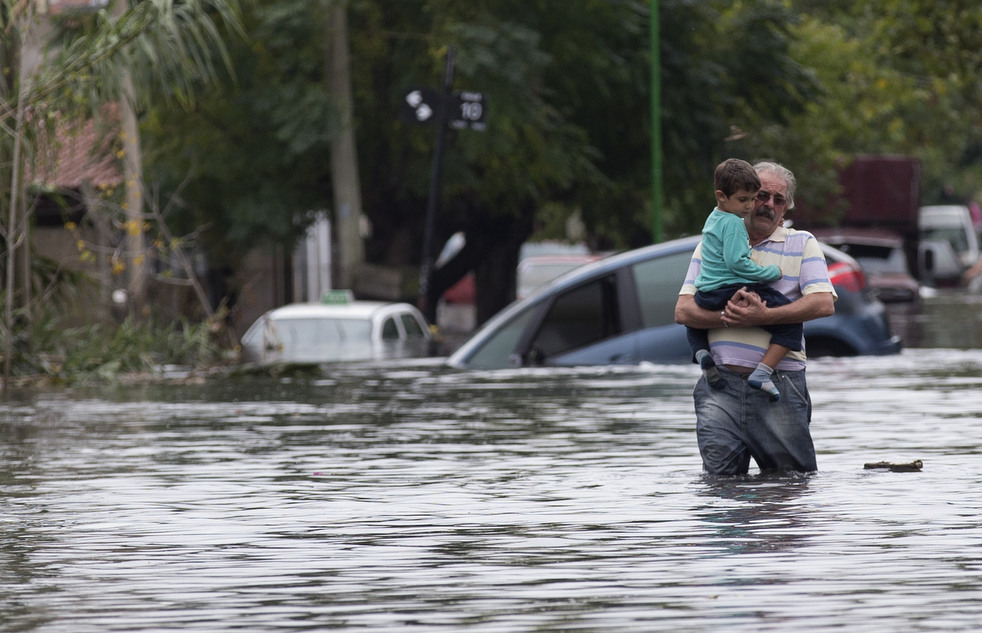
674, 161, 836, 475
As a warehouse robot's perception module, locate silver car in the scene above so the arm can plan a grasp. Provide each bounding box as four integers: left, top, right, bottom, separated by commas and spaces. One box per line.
241, 299, 431, 366
447, 235, 901, 369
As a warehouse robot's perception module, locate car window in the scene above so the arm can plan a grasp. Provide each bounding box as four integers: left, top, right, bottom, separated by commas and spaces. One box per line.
465, 307, 539, 369
381, 317, 400, 340
529, 275, 620, 361
517, 262, 589, 298
631, 251, 692, 327
277, 318, 371, 346
400, 313, 426, 338
923, 226, 969, 252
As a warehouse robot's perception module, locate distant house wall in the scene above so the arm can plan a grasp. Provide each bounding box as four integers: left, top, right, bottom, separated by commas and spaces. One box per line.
31, 221, 113, 325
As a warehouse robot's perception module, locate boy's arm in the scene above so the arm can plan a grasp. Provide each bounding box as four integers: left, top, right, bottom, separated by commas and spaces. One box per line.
720, 223, 781, 282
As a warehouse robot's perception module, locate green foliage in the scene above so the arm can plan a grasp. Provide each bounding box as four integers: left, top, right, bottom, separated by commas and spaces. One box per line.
786, 0, 982, 205
27, 0, 245, 116
8, 311, 225, 385
656, 0, 823, 237
135, 0, 982, 323
142, 0, 338, 267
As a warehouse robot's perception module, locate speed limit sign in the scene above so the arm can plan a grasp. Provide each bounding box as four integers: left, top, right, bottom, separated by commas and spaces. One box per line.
449, 91, 487, 131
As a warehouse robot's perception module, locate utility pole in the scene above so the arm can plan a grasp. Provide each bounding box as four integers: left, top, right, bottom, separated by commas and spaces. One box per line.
326, 2, 365, 290
650, 0, 663, 244
417, 46, 455, 319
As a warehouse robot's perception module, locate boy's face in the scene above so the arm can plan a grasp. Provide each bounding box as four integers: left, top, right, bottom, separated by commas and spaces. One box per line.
715, 187, 758, 217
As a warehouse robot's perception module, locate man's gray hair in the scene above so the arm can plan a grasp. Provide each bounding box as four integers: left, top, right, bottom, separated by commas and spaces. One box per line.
753, 161, 797, 210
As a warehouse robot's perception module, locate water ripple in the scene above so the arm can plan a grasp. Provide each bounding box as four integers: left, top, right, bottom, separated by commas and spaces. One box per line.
3, 350, 982, 631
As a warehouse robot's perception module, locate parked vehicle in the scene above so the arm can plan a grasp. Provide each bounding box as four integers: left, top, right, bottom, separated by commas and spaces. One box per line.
240, 293, 432, 366
918, 205, 980, 285
446, 235, 901, 369
811, 228, 920, 303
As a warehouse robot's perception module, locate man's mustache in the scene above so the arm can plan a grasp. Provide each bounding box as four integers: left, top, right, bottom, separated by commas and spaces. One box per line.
754, 206, 776, 221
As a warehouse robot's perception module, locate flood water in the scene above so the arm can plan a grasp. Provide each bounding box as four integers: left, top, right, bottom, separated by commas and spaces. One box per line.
2, 291, 982, 632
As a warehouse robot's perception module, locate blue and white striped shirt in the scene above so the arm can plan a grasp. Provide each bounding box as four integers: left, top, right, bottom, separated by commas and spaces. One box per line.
679, 226, 837, 370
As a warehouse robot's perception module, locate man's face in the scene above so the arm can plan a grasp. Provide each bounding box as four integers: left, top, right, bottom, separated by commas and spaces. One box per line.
747, 172, 789, 239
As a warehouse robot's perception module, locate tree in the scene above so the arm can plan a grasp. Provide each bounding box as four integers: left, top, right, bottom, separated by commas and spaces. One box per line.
759, 2, 982, 211
143, 0, 341, 278
0, 0, 244, 386
142, 0, 818, 328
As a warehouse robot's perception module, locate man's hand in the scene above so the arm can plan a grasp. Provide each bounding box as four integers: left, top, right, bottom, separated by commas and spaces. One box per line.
721, 287, 762, 327
721, 288, 834, 328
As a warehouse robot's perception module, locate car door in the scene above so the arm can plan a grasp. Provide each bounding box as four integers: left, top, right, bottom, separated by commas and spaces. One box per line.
629, 250, 697, 363
548, 249, 694, 365
520, 271, 641, 366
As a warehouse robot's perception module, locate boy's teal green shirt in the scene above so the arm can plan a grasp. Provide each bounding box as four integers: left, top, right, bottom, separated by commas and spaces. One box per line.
694, 208, 782, 292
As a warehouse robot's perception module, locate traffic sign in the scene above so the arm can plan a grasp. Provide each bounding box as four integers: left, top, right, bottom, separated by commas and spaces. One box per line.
449, 91, 487, 131
400, 86, 441, 124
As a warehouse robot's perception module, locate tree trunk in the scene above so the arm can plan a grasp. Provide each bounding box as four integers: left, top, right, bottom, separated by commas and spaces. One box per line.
121, 73, 147, 314
115, 0, 147, 316
325, 2, 364, 291
469, 203, 536, 327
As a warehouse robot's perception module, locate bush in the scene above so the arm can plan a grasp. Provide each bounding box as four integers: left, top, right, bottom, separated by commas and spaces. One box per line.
6, 311, 229, 385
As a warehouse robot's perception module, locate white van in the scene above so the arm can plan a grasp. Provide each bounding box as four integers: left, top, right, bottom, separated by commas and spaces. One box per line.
918, 205, 980, 285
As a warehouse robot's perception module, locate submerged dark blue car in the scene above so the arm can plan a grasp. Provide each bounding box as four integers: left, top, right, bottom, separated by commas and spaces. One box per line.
447, 235, 902, 369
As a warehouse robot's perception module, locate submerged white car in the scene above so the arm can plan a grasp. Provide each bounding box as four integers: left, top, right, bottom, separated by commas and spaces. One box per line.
240, 296, 432, 366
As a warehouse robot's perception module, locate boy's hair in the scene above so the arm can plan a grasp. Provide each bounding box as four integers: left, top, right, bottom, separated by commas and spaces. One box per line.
714, 158, 760, 197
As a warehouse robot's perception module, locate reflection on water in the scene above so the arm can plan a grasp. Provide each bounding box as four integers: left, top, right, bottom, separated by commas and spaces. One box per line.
888, 289, 982, 349
2, 345, 982, 631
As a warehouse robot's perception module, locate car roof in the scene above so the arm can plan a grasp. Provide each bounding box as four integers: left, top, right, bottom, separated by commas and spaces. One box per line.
546, 236, 700, 278
514, 234, 851, 296
476, 236, 699, 319
517, 254, 604, 268
265, 301, 418, 320
499, 233, 852, 312
919, 204, 973, 225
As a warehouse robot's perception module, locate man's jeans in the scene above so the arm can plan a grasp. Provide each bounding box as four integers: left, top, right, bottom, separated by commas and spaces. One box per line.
694, 366, 817, 475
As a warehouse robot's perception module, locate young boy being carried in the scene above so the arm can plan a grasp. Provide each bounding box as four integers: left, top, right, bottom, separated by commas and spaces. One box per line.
686, 158, 802, 401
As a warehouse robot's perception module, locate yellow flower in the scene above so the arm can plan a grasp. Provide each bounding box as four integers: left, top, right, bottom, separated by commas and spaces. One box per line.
65, 221, 77, 231
112, 259, 126, 275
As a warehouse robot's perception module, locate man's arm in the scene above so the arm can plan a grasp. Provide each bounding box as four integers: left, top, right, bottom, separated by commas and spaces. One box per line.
722, 287, 834, 328
674, 289, 834, 330
674, 294, 727, 329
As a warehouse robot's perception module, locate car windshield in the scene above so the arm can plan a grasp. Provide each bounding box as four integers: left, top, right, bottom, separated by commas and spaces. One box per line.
922, 226, 970, 252
273, 317, 372, 347
832, 243, 909, 275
